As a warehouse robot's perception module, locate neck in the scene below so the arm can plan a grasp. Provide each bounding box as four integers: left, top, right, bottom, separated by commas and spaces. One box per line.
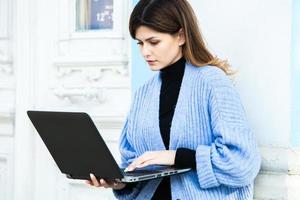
161, 56, 185, 72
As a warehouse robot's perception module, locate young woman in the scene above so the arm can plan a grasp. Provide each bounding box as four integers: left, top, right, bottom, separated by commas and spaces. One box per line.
86, 0, 261, 199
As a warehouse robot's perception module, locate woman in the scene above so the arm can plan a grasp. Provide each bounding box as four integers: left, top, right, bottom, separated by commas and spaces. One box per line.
86, 0, 261, 199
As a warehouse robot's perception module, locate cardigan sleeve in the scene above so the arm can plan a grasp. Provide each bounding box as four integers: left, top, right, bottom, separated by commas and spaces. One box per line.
113, 80, 160, 199
195, 68, 261, 189
112, 117, 146, 199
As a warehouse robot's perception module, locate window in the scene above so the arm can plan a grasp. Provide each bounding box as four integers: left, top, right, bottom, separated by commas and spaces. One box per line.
76, 0, 113, 31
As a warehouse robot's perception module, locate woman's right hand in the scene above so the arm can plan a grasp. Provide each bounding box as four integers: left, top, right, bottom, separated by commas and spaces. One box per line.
85, 173, 126, 190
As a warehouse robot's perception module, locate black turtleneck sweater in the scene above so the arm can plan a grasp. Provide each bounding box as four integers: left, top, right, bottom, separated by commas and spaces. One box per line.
151, 57, 196, 200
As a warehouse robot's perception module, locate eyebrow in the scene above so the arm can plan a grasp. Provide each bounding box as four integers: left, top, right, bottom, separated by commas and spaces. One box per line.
136, 37, 159, 42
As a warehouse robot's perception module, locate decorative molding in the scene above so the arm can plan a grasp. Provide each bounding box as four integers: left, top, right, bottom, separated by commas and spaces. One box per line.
0, 110, 14, 118
93, 115, 125, 130
56, 67, 128, 81
53, 57, 128, 67
52, 86, 107, 104
0, 81, 14, 89
53, 57, 129, 79
0, 0, 14, 136
0, 0, 9, 39
0, 36, 9, 40
51, 83, 130, 106
0, 61, 13, 75
0, 0, 13, 75
0, 110, 14, 136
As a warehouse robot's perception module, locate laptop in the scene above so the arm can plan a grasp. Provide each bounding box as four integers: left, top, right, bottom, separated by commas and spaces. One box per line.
27, 111, 191, 183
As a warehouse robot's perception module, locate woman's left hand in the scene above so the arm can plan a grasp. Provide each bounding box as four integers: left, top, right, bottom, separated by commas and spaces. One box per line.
125, 150, 176, 172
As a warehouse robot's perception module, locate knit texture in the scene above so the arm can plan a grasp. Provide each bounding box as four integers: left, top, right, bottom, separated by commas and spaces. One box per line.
113, 63, 261, 200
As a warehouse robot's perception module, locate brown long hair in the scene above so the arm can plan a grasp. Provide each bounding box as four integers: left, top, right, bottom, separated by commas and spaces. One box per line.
129, 0, 233, 75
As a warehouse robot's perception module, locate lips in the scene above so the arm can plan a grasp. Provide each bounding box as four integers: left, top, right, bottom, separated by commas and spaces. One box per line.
146, 60, 156, 65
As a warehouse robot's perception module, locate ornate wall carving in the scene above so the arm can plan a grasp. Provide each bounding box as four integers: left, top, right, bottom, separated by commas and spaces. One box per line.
0, 112, 14, 136
38, 0, 131, 115
0, 0, 14, 117
0, 0, 13, 75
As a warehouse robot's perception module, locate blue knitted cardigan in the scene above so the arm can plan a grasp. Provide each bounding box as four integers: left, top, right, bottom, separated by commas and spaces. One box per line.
113, 63, 261, 200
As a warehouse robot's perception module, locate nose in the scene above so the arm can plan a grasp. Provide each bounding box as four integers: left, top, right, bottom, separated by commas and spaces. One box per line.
140, 45, 151, 58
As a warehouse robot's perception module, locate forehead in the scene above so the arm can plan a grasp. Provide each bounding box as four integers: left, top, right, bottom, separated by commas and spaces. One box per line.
135, 26, 172, 41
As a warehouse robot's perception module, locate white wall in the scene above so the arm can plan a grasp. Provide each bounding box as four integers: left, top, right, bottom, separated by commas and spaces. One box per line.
188, 0, 300, 199
189, 0, 291, 147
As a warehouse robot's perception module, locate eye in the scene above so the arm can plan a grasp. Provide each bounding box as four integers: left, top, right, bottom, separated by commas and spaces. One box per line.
149, 41, 159, 45
137, 41, 143, 45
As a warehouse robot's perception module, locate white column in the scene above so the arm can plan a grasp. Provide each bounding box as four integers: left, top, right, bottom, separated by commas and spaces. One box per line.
13, 0, 37, 199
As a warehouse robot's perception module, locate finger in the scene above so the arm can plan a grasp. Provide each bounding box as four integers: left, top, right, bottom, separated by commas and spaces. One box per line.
126, 160, 149, 171
85, 180, 92, 185
131, 152, 152, 165
138, 152, 155, 163
134, 153, 155, 167
90, 173, 100, 187
113, 182, 119, 186
100, 179, 110, 188
126, 161, 144, 171
126, 153, 155, 171
128, 158, 151, 170
136, 159, 156, 168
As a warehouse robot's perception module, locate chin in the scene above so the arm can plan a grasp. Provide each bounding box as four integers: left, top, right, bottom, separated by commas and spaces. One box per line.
148, 64, 164, 71
149, 66, 160, 71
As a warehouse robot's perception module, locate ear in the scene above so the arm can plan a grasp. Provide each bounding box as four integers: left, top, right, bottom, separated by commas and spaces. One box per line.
178, 28, 186, 46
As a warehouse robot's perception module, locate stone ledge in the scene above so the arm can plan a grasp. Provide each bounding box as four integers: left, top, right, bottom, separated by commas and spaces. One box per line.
260, 146, 300, 174
254, 172, 300, 200
254, 146, 300, 200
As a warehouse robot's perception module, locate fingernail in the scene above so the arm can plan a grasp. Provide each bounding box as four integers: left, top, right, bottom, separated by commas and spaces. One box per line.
124, 167, 132, 172
90, 173, 94, 178
125, 167, 133, 172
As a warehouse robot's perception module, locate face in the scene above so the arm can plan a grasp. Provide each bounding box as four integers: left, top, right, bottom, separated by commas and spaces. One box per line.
135, 26, 185, 71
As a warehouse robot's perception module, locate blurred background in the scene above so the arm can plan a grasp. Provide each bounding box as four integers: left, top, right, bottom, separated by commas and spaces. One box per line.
0, 0, 299, 199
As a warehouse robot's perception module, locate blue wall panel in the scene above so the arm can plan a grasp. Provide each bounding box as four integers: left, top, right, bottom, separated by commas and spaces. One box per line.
131, 0, 155, 93
291, 0, 300, 146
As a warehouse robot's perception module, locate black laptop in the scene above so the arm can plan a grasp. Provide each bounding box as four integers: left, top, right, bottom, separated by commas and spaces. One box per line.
27, 111, 191, 183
